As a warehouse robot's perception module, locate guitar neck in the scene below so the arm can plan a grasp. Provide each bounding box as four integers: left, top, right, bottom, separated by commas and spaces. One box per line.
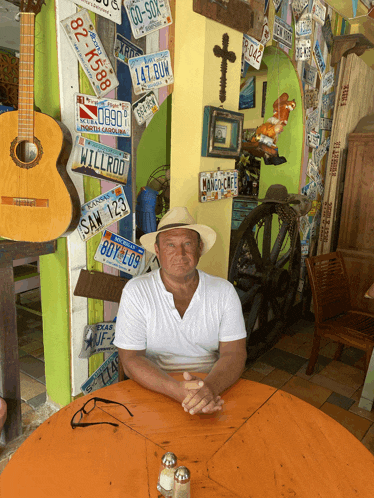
18, 12, 35, 142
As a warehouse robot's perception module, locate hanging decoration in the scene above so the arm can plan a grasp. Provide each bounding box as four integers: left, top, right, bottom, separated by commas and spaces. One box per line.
213, 33, 237, 103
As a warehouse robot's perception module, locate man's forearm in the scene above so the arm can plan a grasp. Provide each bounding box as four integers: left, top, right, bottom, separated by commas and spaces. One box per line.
119, 352, 183, 402
203, 353, 247, 397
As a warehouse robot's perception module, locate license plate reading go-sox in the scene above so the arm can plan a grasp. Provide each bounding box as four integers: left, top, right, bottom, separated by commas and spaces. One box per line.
129, 50, 174, 95
94, 230, 145, 276
242, 34, 264, 70
61, 10, 118, 98
77, 186, 130, 242
75, 93, 131, 137
124, 0, 173, 39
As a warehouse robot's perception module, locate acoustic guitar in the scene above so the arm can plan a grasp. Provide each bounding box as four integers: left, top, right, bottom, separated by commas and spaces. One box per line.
0, 0, 81, 242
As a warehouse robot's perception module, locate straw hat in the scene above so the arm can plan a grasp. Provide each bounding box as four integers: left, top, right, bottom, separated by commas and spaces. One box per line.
139, 206, 217, 255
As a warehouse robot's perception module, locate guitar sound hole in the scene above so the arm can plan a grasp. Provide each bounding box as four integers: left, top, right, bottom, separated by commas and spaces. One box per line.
15, 140, 38, 164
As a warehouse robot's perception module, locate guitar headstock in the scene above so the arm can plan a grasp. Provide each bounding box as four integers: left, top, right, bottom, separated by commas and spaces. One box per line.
19, 0, 45, 15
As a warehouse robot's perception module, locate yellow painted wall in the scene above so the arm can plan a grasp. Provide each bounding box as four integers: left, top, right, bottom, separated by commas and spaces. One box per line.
170, 3, 242, 278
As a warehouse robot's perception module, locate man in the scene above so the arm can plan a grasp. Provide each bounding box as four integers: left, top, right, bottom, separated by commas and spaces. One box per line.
114, 206, 247, 415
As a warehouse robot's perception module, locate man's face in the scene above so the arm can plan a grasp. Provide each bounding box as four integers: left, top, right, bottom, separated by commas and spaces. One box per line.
154, 228, 203, 279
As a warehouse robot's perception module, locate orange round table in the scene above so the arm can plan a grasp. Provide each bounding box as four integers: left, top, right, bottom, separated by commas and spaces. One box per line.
1, 374, 374, 497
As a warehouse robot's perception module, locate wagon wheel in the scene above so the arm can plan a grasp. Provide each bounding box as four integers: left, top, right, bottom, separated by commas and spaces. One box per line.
229, 202, 301, 362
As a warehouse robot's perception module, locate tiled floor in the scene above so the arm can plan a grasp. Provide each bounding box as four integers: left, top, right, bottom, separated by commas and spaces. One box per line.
1, 315, 374, 475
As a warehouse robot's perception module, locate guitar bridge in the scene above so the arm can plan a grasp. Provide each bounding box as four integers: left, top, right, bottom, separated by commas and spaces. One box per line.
1, 196, 49, 207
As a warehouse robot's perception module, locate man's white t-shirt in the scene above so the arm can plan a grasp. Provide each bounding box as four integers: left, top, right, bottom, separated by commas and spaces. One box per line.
114, 269, 247, 373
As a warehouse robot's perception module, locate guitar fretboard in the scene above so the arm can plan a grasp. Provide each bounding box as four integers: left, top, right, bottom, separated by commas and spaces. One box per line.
18, 12, 35, 143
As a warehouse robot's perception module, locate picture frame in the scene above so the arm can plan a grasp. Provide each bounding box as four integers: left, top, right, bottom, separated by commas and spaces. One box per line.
201, 106, 244, 158
239, 76, 256, 110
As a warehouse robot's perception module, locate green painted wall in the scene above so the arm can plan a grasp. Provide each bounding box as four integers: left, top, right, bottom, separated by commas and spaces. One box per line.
34, 1, 72, 406
136, 95, 172, 192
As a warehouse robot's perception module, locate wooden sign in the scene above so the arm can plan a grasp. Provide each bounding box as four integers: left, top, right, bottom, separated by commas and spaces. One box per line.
74, 269, 130, 302
193, 0, 264, 41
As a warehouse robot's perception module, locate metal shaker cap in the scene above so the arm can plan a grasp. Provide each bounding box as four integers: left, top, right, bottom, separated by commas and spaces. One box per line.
174, 466, 190, 482
161, 452, 177, 467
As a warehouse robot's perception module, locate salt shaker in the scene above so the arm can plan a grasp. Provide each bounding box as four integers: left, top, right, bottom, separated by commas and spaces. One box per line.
172, 466, 191, 498
157, 452, 178, 497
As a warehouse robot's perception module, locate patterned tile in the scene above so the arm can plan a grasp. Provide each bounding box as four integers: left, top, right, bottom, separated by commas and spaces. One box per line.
281, 376, 332, 408
326, 392, 355, 411
310, 374, 357, 398
261, 369, 292, 389
248, 361, 275, 376
19, 355, 45, 380
317, 361, 365, 390
241, 369, 266, 382
257, 348, 308, 375
319, 402, 372, 440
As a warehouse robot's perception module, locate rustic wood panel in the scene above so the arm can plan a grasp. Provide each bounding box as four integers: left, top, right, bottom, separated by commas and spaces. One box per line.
74, 269, 130, 302
339, 249, 374, 314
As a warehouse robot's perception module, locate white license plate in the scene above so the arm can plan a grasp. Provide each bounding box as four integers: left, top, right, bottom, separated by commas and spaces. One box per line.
242, 34, 264, 70
272, 16, 293, 49
322, 91, 335, 113
313, 39, 326, 76
306, 107, 319, 134
302, 62, 318, 87
71, 136, 130, 185
128, 50, 173, 95
304, 89, 319, 109
124, 0, 173, 39
70, 0, 121, 24
322, 68, 335, 93
314, 137, 330, 163
320, 117, 332, 130
61, 10, 118, 98
261, 16, 271, 46
94, 230, 145, 276
295, 13, 312, 37
292, 0, 308, 20
75, 93, 131, 137
295, 38, 311, 61
79, 322, 116, 359
308, 130, 320, 149
132, 91, 159, 125
77, 186, 130, 242
81, 352, 119, 394
312, 0, 326, 25
114, 34, 143, 65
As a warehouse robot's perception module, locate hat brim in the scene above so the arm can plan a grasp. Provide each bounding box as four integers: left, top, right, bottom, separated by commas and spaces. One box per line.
139, 225, 217, 255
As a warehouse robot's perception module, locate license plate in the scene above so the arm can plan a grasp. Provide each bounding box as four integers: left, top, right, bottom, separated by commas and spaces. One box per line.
322, 15, 333, 53
260, 16, 271, 46
306, 107, 319, 134
322, 68, 335, 93
124, 0, 173, 39
295, 13, 312, 37
199, 170, 238, 202
71, 136, 130, 185
312, 0, 326, 25
81, 352, 119, 394
242, 34, 264, 70
132, 91, 159, 125
79, 322, 116, 359
295, 38, 311, 61
61, 10, 118, 98
94, 230, 145, 275
304, 89, 319, 109
291, 0, 308, 21
272, 0, 282, 12
313, 39, 326, 77
272, 16, 293, 49
302, 62, 318, 87
77, 186, 131, 242
70, 0, 121, 24
114, 34, 143, 65
322, 91, 335, 113
128, 50, 174, 95
75, 93, 131, 137
308, 130, 320, 149
320, 117, 332, 130
307, 158, 319, 182
314, 136, 330, 163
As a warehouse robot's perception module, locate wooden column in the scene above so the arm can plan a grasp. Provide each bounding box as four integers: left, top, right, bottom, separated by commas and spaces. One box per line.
0, 241, 56, 442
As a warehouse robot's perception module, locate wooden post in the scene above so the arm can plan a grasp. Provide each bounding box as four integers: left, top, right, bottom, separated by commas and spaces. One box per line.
0, 241, 56, 442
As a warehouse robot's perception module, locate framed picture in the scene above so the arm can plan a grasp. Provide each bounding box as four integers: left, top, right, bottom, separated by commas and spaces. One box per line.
201, 106, 244, 158
239, 76, 256, 110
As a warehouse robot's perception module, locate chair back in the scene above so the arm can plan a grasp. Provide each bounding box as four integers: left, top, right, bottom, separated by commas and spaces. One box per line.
306, 251, 351, 323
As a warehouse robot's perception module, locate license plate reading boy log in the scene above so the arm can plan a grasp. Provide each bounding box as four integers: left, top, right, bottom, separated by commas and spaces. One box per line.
77, 186, 130, 241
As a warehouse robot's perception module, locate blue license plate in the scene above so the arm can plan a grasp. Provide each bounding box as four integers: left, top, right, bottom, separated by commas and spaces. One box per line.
128, 50, 174, 95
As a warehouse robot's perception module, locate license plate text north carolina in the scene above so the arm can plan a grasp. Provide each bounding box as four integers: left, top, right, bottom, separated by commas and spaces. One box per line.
61, 10, 118, 97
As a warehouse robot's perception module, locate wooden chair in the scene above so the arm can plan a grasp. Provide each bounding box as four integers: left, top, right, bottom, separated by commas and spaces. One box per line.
305, 251, 374, 376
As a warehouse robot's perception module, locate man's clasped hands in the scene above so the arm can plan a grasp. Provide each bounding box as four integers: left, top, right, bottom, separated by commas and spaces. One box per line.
180, 371, 224, 415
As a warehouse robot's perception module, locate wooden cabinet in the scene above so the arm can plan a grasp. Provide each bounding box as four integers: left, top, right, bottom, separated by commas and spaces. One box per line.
338, 115, 374, 314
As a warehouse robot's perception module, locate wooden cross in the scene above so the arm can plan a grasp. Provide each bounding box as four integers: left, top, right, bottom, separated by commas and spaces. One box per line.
213, 33, 236, 103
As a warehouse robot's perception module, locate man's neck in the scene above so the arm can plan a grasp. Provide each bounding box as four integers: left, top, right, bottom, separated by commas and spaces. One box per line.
160, 268, 199, 295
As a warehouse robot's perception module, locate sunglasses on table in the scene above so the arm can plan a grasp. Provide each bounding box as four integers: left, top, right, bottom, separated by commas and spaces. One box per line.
70, 397, 133, 429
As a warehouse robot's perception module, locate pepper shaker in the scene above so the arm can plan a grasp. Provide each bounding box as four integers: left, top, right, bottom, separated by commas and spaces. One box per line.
172, 466, 190, 498
157, 452, 178, 497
